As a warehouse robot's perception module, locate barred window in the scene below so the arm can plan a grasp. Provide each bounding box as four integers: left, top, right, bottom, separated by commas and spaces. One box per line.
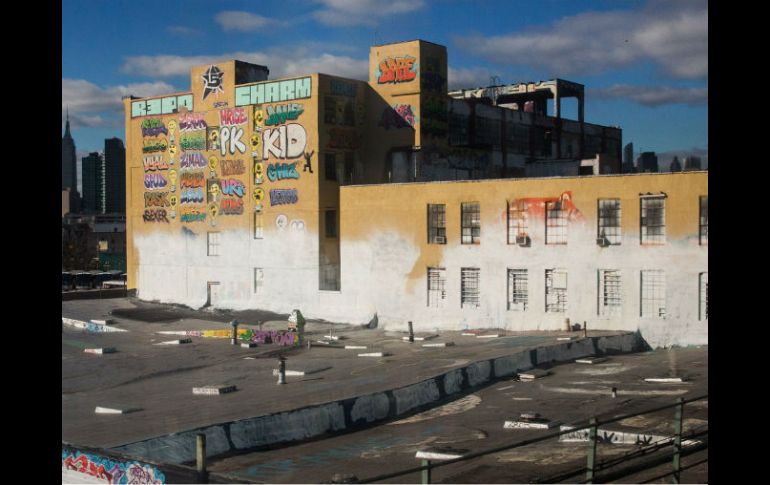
699, 272, 708, 321
641, 270, 666, 318
207, 232, 220, 256
427, 267, 447, 308
325, 209, 337, 238
427, 204, 446, 244
461, 202, 480, 244
461, 268, 480, 308
699, 196, 708, 245
507, 269, 528, 311
546, 200, 568, 245
506, 123, 529, 154
507, 201, 529, 244
545, 269, 567, 313
598, 199, 621, 245
253, 212, 263, 239
640, 195, 666, 245
325, 153, 337, 181
598, 270, 622, 316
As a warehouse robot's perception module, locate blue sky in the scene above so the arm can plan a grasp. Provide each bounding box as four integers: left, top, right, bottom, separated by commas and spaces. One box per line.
63, 0, 708, 180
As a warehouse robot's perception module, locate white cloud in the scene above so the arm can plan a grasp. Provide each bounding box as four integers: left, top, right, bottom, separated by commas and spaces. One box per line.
590, 84, 708, 107
214, 11, 274, 32
455, 0, 707, 80
311, 0, 426, 26
121, 48, 369, 81
448, 66, 495, 90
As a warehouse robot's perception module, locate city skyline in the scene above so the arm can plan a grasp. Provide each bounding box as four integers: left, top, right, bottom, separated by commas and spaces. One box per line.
63, 0, 708, 164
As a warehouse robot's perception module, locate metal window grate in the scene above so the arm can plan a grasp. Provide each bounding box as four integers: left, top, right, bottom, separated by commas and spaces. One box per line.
641, 196, 666, 245
427, 267, 447, 308
545, 269, 567, 313
507, 269, 528, 311
700, 272, 708, 321
207, 232, 220, 256
428, 204, 446, 244
461, 203, 480, 244
546, 201, 568, 244
461, 268, 480, 308
507, 201, 529, 244
319, 264, 340, 291
598, 199, 622, 245
598, 269, 622, 316
641, 270, 666, 318
699, 196, 708, 245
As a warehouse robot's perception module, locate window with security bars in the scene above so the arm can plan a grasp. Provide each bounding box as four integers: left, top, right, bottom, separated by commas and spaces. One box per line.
700, 272, 708, 321
699, 196, 708, 245
427, 204, 446, 244
507, 269, 528, 311
545, 200, 568, 244
598, 270, 622, 316
640, 196, 666, 244
597, 199, 621, 245
507, 201, 529, 244
461, 203, 480, 244
641, 270, 666, 318
427, 267, 447, 308
207, 232, 220, 256
461, 268, 480, 308
545, 269, 567, 313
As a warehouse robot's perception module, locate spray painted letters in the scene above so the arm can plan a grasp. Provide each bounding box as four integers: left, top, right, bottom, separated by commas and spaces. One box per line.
219, 108, 247, 126
180, 188, 205, 204
143, 155, 168, 171
143, 209, 169, 223
377, 56, 417, 84
270, 189, 298, 206
180, 171, 205, 188
144, 173, 168, 190
141, 119, 168, 137
267, 162, 299, 181
144, 192, 170, 207
265, 103, 304, 126
179, 112, 207, 131
220, 179, 245, 198
180, 151, 207, 169
262, 124, 307, 159
62, 449, 166, 485
220, 159, 245, 176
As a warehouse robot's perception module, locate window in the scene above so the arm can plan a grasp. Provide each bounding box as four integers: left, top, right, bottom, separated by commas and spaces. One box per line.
343, 152, 355, 184
545, 269, 567, 313
325, 209, 337, 238
461, 268, 480, 308
254, 268, 264, 294
699, 196, 708, 245
427, 267, 447, 308
598, 270, 622, 316
641, 270, 666, 318
507, 269, 528, 311
207, 232, 220, 256
597, 199, 621, 245
253, 212, 263, 239
325, 153, 337, 181
545, 200, 568, 244
640, 195, 666, 245
427, 204, 446, 244
507, 201, 529, 244
700, 272, 708, 321
461, 202, 480, 244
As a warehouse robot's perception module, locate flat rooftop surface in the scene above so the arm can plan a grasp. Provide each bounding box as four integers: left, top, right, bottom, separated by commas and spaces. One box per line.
62, 298, 628, 449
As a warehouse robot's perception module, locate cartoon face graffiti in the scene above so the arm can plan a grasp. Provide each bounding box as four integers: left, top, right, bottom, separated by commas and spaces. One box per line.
254, 109, 265, 128
209, 203, 219, 225
275, 214, 288, 230
250, 133, 262, 153
253, 187, 265, 205
209, 182, 220, 198
169, 145, 177, 157
208, 128, 220, 151
169, 195, 178, 208
208, 155, 219, 177
168, 169, 178, 189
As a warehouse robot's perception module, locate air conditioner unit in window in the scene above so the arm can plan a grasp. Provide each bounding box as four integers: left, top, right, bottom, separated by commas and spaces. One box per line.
596, 236, 609, 247
516, 235, 530, 246
434, 236, 446, 244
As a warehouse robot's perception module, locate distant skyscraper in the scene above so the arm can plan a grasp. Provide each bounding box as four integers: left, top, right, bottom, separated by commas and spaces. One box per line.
636, 152, 658, 173
670, 156, 682, 172
62, 109, 81, 210
82, 152, 105, 214
684, 156, 702, 171
104, 138, 126, 213
622, 142, 635, 173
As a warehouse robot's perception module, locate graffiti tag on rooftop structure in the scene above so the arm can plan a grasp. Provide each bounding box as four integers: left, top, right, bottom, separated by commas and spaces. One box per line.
377, 56, 417, 84
201, 65, 225, 100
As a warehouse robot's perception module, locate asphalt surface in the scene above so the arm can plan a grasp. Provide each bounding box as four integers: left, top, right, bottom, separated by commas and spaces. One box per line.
62, 297, 626, 450
205, 347, 708, 484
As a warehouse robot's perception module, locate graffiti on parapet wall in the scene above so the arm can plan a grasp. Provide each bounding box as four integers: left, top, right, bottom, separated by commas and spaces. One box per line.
179, 112, 207, 131
377, 56, 418, 84
62, 449, 165, 484
262, 123, 307, 159
270, 188, 298, 206
141, 119, 168, 137
201, 65, 224, 101
503, 191, 584, 224
160, 328, 300, 346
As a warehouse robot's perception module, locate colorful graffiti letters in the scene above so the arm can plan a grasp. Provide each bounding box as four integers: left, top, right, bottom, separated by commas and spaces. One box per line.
220, 179, 245, 197
270, 188, 298, 206
143, 139, 167, 153
265, 103, 304, 126
141, 119, 168, 137
179, 112, 207, 131
220, 159, 245, 176
219, 107, 247, 126
144, 173, 168, 190
181, 210, 206, 222
235, 77, 312, 106
220, 197, 244, 215
267, 162, 299, 181
131, 94, 193, 118
377, 56, 417, 84
180, 171, 205, 188
143, 209, 169, 222
180, 188, 204, 204
180, 134, 206, 151
380, 104, 416, 129
144, 192, 170, 207
62, 449, 166, 485
220, 126, 247, 156
262, 123, 307, 159
143, 155, 168, 171
201, 65, 225, 100
180, 151, 207, 169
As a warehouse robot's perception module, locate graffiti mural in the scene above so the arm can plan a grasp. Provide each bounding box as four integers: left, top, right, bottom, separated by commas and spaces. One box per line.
201, 65, 224, 100
503, 192, 584, 223
254, 160, 265, 185
302, 150, 314, 173
276, 214, 288, 229
377, 56, 417, 84
143, 155, 168, 172
180, 188, 205, 204
219, 107, 247, 126
207, 126, 221, 152
142, 139, 167, 154
181, 210, 206, 222
253, 187, 265, 209
141, 119, 168, 137
180, 171, 205, 188
379, 104, 417, 129
262, 123, 307, 159
180, 151, 207, 169
144, 192, 170, 207
290, 219, 306, 232
220, 179, 245, 197
131, 94, 193, 118
267, 162, 299, 181
144, 173, 168, 190
179, 112, 207, 131
235, 77, 312, 106
327, 127, 359, 150
270, 189, 298, 206
264, 103, 304, 126
143, 209, 169, 223
220, 198, 244, 215
180, 134, 206, 151
62, 449, 165, 484
220, 159, 245, 176
220, 126, 247, 156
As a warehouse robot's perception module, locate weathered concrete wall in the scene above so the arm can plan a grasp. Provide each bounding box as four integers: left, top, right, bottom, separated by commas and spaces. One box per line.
110, 333, 643, 464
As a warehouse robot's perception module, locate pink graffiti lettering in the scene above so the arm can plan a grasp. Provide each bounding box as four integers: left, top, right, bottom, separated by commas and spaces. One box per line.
143, 155, 169, 171
219, 107, 247, 126
179, 112, 208, 131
